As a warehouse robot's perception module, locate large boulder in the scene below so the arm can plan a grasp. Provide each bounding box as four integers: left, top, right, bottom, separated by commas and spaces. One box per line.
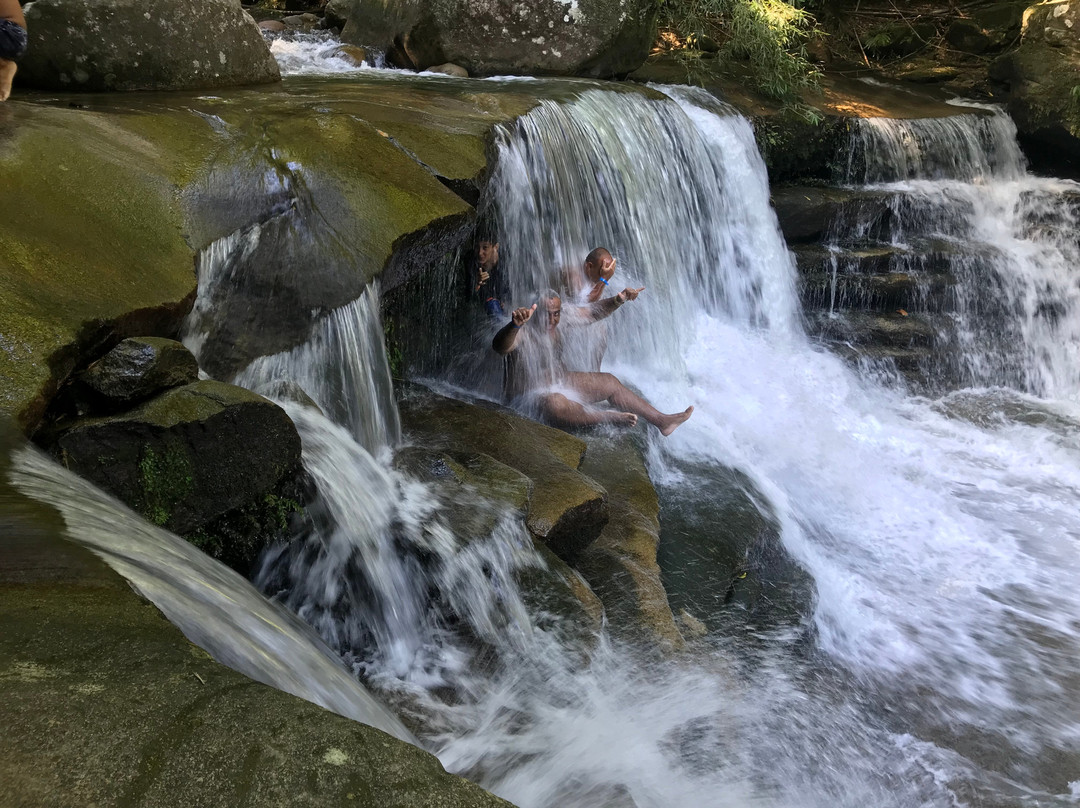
53, 380, 302, 536
340, 0, 658, 77
992, 1, 1080, 173
19, 0, 281, 92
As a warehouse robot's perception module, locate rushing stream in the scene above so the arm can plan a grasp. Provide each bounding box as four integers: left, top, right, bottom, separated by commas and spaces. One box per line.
10, 64, 1080, 807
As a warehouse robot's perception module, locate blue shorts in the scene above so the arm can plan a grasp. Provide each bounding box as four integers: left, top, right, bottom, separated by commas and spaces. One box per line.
0, 19, 26, 62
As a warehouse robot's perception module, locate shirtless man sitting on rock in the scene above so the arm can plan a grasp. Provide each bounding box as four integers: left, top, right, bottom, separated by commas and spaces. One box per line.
0, 0, 27, 102
492, 289, 693, 436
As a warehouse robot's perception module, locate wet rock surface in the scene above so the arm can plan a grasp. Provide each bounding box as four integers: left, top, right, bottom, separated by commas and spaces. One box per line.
399, 390, 608, 562
575, 435, 685, 651
79, 337, 199, 406
20, 0, 282, 92
53, 380, 302, 536
656, 461, 813, 634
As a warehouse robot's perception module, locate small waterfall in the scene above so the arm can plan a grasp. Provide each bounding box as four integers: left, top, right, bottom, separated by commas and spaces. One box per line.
489, 86, 800, 367
7, 445, 414, 743
845, 107, 1027, 183
237, 288, 401, 452
833, 108, 1080, 398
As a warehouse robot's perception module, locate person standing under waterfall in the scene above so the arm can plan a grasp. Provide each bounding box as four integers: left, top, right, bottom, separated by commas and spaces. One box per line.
472, 234, 507, 319
492, 290, 693, 436
0, 0, 27, 102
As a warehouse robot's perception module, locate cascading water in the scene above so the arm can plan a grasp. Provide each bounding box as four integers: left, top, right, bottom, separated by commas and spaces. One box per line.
429, 87, 1080, 806
6, 444, 414, 743
832, 106, 1080, 397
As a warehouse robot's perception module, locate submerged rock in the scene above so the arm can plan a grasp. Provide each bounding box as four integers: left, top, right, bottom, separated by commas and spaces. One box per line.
54, 380, 302, 537
399, 391, 609, 562
79, 337, 199, 406
428, 62, 468, 78
19, 0, 281, 92
340, 0, 657, 77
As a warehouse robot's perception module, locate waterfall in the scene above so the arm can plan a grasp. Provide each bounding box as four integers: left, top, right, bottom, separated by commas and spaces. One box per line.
237, 288, 401, 452
833, 107, 1080, 397
7, 445, 414, 743
437, 87, 1080, 806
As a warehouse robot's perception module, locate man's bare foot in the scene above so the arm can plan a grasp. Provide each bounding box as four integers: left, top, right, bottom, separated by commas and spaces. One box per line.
659, 406, 694, 436
0, 59, 16, 102
607, 411, 638, 428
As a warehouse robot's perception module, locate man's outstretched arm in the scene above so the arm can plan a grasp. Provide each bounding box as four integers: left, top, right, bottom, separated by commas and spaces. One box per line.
492, 304, 537, 355
586, 286, 645, 322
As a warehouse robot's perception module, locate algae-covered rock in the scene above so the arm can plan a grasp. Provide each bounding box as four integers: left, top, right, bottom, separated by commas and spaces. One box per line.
0, 103, 212, 432
54, 380, 302, 535
341, 0, 657, 77
575, 435, 684, 651
79, 337, 199, 405
20, 0, 281, 92
399, 390, 609, 562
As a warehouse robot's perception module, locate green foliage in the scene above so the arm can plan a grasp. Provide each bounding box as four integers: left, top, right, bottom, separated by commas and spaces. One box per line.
864, 30, 893, 50
660, 0, 822, 103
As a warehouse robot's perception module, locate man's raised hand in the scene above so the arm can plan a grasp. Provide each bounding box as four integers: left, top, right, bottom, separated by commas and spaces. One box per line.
512, 304, 537, 327
617, 286, 645, 304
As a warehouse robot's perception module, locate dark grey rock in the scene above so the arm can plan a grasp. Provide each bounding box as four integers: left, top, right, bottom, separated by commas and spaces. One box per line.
80, 337, 199, 405
20, 0, 281, 92
55, 380, 302, 535
340, 0, 657, 78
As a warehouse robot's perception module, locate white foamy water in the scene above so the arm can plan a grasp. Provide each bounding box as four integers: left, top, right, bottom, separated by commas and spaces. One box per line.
269, 34, 375, 75
471, 86, 1080, 804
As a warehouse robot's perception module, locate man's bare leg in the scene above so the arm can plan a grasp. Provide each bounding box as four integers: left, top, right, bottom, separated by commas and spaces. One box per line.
0, 59, 15, 102
540, 392, 637, 429
566, 372, 693, 436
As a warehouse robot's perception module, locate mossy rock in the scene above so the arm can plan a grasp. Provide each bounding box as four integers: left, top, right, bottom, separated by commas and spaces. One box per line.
0, 483, 514, 808
574, 434, 684, 651
399, 390, 609, 562
20, 0, 281, 92
53, 380, 302, 536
